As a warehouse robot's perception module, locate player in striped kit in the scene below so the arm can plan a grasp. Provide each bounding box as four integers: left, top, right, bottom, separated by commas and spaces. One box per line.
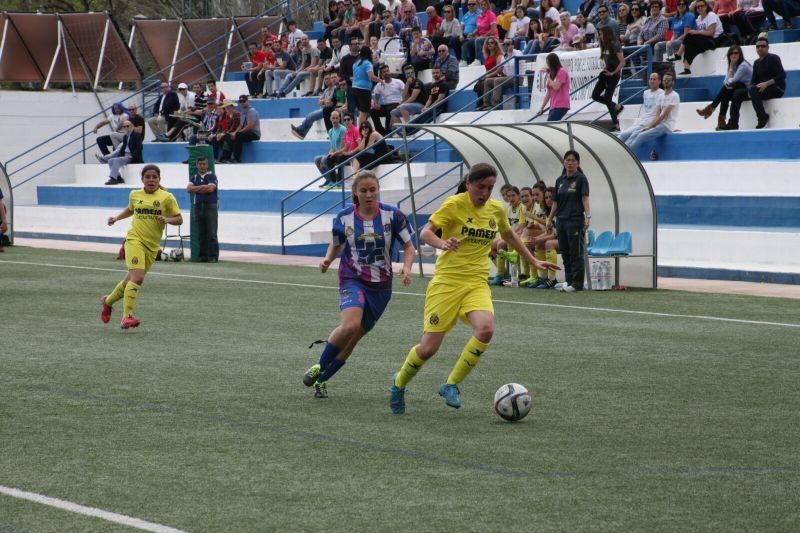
302, 171, 416, 398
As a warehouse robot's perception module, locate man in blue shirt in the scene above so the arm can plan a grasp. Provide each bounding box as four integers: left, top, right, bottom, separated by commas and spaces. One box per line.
187, 156, 219, 262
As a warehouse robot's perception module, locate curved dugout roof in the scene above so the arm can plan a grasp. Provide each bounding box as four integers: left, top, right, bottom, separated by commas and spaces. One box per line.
405, 122, 657, 288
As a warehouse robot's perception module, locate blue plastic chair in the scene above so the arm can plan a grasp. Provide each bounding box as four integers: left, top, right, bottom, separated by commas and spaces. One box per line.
586, 229, 595, 248
606, 232, 632, 255
587, 230, 614, 255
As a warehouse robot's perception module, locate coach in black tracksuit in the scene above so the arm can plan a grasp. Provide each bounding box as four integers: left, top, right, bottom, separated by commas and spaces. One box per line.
549, 150, 591, 291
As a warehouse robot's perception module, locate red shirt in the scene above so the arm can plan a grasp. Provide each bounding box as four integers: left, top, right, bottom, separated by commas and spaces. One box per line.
485, 54, 500, 72
356, 6, 372, 21
426, 14, 442, 37
261, 33, 279, 47
250, 50, 268, 68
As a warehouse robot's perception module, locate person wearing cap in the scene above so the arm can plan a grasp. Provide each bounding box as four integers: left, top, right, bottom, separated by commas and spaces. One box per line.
219, 95, 260, 163
93, 102, 130, 156
162, 82, 196, 142
148, 82, 180, 141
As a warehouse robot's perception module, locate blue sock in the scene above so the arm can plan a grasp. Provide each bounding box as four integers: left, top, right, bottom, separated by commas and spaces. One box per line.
318, 342, 342, 370
317, 358, 345, 383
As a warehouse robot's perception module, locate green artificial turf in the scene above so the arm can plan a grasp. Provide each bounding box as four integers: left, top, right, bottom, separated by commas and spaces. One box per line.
1, 246, 799, 531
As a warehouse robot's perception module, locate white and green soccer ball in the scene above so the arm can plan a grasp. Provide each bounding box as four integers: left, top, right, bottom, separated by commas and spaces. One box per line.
494, 383, 532, 422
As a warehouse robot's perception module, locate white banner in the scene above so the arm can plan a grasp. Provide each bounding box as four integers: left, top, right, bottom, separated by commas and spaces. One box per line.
524, 48, 619, 116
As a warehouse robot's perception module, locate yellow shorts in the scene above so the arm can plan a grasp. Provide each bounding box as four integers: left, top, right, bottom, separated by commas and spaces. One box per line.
124, 239, 157, 273
423, 276, 494, 333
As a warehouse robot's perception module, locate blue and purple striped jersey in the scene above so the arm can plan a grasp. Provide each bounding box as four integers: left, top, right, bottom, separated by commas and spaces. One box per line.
332, 202, 412, 290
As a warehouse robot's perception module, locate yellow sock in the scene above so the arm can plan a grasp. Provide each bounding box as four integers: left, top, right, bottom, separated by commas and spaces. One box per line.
535, 249, 546, 278
520, 256, 530, 277
123, 282, 141, 316
494, 255, 506, 277
105, 280, 126, 305
446, 336, 489, 385
546, 249, 558, 278
395, 346, 426, 388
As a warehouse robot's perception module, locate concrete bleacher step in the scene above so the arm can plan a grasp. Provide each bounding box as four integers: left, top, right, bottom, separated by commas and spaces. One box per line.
765, 28, 800, 43
674, 42, 800, 77
142, 138, 460, 164
658, 225, 800, 283
645, 160, 800, 196
621, 97, 800, 134
13, 205, 334, 252
634, 127, 800, 161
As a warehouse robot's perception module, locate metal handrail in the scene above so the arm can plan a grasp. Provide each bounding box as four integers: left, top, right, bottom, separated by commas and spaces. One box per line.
4, 0, 321, 186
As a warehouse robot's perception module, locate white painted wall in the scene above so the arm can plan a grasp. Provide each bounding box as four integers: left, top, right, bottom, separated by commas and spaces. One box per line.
0, 89, 137, 204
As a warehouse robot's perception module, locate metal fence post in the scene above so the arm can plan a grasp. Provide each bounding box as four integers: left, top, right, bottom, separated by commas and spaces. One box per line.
81, 123, 86, 164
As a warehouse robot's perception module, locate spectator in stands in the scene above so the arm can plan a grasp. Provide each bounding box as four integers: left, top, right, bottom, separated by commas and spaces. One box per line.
97, 120, 142, 185
763, 0, 799, 29
555, 11, 580, 51
323, 0, 343, 44
127, 104, 145, 139
417, 66, 451, 123
339, 35, 362, 91
639, 1, 669, 50
343, 112, 361, 154
220, 95, 260, 164
624, 71, 680, 150
315, 110, 348, 186
327, 75, 350, 128
189, 101, 221, 158
285, 20, 306, 50
737, 37, 785, 129
431, 4, 463, 59
338, 1, 358, 42
186, 156, 219, 263
391, 64, 429, 126
308, 39, 333, 95
592, 26, 626, 130
260, 25, 279, 48
371, 64, 405, 135
622, 3, 647, 44
354, 2, 374, 38
364, 0, 387, 39
379, 19, 402, 53
575, 12, 597, 45
696, 45, 751, 129
162, 82, 195, 142
434, 44, 460, 90
720, 0, 767, 44
214, 101, 239, 163
352, 46, 381, 127
472, 0, 499, 64
482, 38, 523, 110
386, 0, 402, 18
426, 6, 443, 38
579, 0, 600, 22
325, 36, 347, 74
618, 71, 665, 140
258, 40, 279, 97
292, 73, 336, 139
677, 0, 722, 74
713, 0, 740, 23
381, 10, 403, 37
540, 0, 562, 30
93, 103, 129, 156
205, 80, 226, 104
509, 6, 531, 49
615, 3, 632, 40
244, 42, 268, 97
149, 82, 179, 141
656, 0, 695, 62
523, 18, 553, 54
270, 40, 299, 97
369, 35, 382, 62
399, 4, 422, 48
277, 35, 320, 97
352, 120, 391, 170
460, 0, 483, 65
535, 52, 571, 120
595, 4, 619, 36
474, 37, 505, 109
409, 28, 435, 69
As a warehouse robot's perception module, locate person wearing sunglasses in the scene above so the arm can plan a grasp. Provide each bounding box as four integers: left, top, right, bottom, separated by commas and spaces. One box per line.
736, 37, 785, 129
431, 5, 464, 60
656, 0, 696, 62
676, 0, 722, 74
621, 3, 646, 44
96, 121, 143, 185
696, 44, 751, 130
459, 0, 483, 65
594, 5, 619, 37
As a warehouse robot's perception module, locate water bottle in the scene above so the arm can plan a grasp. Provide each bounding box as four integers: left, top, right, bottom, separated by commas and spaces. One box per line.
591, 261, 600, 290
603, 260, 612, 290
509, 262, 519, 287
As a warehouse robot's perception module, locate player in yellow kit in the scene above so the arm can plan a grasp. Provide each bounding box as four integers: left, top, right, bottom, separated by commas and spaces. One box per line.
389, 163, 559, 413
99, 165, 183, 329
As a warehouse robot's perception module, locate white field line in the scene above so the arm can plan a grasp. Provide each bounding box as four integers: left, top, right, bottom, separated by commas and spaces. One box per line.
2, 259, 800, 329
0, 485, 186, 532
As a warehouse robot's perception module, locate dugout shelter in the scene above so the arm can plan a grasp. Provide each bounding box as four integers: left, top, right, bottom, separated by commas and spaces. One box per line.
398, 122, 657, 289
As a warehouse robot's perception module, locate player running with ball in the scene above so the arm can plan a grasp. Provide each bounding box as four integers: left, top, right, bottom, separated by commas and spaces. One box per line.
390, 163, 559, 414
99, 165, 182, 329
302, 171, 416, 399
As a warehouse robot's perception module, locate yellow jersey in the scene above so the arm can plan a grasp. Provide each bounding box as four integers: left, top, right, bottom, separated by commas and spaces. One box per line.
429, 193, 512, 280
126, 188, 181, 251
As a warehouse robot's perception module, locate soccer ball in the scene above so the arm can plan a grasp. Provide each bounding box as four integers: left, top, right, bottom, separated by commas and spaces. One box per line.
494, 383, 532, 422
168, 248, 184, 262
